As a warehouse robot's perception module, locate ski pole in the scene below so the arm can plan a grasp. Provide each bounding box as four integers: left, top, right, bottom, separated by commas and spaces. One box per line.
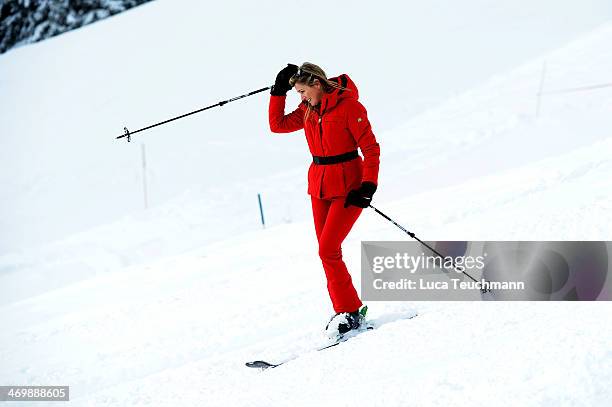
368, 204, 491, 293
116, 86, 271, 142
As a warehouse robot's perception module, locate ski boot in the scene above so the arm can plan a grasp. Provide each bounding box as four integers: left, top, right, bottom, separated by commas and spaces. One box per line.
325, 305, 368, 338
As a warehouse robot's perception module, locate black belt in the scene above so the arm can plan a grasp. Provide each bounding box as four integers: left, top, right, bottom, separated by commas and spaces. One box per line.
312, 150, 358, 165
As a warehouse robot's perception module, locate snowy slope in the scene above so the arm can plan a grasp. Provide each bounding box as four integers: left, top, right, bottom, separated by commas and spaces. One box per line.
2, 20, 611, 305
1, 208, 611, 405
1, 0, 612, 254
1, 18, 612, 406
1, 2, 612, 406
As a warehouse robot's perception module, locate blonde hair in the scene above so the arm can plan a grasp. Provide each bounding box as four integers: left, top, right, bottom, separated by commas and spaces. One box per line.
289, 62, 349, 120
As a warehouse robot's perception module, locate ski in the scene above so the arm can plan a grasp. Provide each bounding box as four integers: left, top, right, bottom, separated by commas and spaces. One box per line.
245, 325, 374, 370
245, 310, 418, 370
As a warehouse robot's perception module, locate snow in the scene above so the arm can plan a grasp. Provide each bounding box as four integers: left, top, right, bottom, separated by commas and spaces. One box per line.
1, 0, 612, 406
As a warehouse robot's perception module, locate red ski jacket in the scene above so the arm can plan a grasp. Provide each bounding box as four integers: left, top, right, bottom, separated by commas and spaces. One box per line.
269, 74, 380, 199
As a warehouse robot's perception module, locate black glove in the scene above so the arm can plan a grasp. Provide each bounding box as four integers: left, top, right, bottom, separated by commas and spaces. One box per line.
270, 64, 299, 96
344, 182, 377, 208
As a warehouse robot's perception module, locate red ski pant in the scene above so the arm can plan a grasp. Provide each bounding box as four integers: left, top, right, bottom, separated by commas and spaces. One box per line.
311, 196, 363, 313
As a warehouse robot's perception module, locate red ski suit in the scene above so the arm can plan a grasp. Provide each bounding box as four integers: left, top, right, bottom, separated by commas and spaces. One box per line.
269, 74, 380, 313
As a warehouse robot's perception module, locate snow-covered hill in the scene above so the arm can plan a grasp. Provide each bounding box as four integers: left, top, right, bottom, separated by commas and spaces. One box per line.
1, 1, 612, 406
2, 0, 611, 255
2, 18, 611, 305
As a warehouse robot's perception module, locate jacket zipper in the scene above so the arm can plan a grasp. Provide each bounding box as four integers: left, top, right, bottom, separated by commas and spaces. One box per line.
318, 99, 327, 154
318, 112, 324, 198
316, 100, 328, 199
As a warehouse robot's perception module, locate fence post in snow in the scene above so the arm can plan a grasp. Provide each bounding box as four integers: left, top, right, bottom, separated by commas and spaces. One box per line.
536, 60, 547, 118
141, 143, 148, 210
258, 193, 265, 229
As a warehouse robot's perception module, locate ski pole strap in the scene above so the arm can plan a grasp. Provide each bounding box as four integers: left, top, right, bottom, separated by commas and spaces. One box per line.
312, 150, 358, 165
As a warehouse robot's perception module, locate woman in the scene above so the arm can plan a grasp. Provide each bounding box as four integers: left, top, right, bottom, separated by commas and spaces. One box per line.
269, 62, 380, 337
